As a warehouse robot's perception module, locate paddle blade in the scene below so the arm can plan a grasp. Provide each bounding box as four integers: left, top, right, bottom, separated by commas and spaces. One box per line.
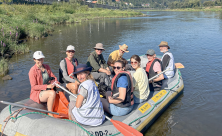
110, 119, 143, 136
175, 63, 184, 69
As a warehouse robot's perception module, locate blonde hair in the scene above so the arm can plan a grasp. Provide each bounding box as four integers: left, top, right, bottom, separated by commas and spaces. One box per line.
85, 71, 95, 82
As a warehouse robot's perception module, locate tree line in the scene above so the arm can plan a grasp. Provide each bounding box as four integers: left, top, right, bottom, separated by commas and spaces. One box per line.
121, 0, 222, 8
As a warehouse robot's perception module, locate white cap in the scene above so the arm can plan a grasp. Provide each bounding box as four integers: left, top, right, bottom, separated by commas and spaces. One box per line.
66, 45, 75, 51
33, 51, 45, 59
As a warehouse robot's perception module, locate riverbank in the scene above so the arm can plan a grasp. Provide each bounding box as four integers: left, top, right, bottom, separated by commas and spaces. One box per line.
0, 3, 143, 76
137, 6, 222, 12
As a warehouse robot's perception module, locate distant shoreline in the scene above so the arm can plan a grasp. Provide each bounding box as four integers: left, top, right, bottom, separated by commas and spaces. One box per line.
137, 6, 222, 12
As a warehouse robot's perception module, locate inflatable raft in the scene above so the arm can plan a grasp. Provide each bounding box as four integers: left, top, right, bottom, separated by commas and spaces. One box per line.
0, 55, 184, 136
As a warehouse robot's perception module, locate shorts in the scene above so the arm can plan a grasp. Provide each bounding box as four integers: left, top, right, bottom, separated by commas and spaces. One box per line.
109, 104, 133, 116
69, 101, 78, 122
133, 95, 147, 104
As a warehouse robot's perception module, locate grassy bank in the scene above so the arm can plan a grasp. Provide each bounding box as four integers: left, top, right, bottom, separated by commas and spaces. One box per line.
138, 6, 222, 12
0, 58, 8, 76
0, 3, 143, 76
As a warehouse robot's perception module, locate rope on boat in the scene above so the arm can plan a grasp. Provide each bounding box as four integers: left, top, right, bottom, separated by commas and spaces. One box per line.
7, 69, 182, 136
2, 107, 25, 136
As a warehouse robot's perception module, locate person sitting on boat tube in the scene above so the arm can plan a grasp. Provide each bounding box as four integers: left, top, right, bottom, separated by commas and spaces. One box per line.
145, 49, 164, 91
100, 60, 134, 116
158, 41, 175, 79
130, 55, 149, 103
107, 44, 132, 71
59, 45, 79, 94
29, 51, 58, 117
86, 43, 111, 86
69, 64, 105, 126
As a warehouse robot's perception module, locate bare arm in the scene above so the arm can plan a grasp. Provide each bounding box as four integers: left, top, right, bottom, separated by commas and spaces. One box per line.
75, 94, 84, 108
108, 87, 126, 104
98, 68, 111, 75
153, 71, 164, 82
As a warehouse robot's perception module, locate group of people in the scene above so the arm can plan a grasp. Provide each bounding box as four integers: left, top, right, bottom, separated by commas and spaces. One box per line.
28, 41, 175, 126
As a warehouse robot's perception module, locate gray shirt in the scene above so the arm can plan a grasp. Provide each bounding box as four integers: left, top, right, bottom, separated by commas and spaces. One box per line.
60, 59, 77, 83
69, 86, 88, 104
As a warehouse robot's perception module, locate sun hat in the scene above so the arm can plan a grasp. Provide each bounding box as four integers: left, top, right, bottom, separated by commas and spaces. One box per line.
158, 41, 170, 49
33, 51, 45, 59
73, 64, 92, 75
93, 43, 105, 50
119, 44, 129, 53
145, 49, 155, 56
66, 45, 75, 51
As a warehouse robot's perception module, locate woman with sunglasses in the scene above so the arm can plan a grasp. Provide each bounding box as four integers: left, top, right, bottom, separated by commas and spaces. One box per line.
69, 64, 105, 126
130, 55, 149, 103
29, 51, 58, 117
100, 60, 134, 116
59, 45, 79, 94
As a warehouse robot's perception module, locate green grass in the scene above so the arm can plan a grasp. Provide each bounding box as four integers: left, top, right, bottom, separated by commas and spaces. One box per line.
0, 58, 8, 76
0, 3, 142, 57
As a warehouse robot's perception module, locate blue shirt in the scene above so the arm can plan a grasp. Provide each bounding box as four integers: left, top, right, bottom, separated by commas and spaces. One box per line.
117, 75, 128, 89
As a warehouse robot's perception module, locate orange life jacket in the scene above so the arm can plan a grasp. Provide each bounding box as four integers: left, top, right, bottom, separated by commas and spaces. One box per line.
111, 71, 134, 107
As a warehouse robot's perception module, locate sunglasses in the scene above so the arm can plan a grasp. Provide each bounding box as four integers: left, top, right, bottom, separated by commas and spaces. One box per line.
113, 66, 122, 70
67, 50, 75, 53
131, 61, 138, 64
96, 49, 103, 51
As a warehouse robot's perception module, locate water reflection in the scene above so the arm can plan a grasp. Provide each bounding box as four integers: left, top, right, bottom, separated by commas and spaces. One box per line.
1, 11, 222, 136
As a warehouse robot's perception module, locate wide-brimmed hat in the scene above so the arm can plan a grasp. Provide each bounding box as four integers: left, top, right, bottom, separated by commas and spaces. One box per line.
73, 64, 92, 75
145, 49, 155, 56
33, 51, 45, 59
93, 43, 105, 50
66, 45, 75, 51
119, 44, 129, 53
158, 41, 170, 49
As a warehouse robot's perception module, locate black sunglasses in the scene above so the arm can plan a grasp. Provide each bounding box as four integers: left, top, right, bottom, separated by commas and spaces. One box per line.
113, 66, 122, 70
96, 49, 103, 51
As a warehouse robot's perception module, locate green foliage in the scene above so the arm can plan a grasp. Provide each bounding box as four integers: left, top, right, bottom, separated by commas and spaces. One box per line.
0, 58, 8, 76
203, 1, 215, 6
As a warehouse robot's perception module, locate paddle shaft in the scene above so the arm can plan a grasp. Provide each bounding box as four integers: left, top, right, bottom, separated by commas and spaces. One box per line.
0, 101, 59, 115
53, 82, 143, 136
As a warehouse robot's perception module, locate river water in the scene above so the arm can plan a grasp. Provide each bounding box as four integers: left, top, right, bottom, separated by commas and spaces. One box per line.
1, 11, 222, 136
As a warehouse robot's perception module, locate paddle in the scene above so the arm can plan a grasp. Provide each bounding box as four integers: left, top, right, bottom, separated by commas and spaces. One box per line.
53, 82, 143, 136
0, 101, 69, 118
175, 63, 184, 69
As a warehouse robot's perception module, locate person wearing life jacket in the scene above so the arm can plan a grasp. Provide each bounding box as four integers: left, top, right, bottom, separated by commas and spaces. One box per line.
100, 60, 134, 116
130, 55, 149, 103
86, 43, 111, 86
145, 49, 164, 91
69, 64, 105, 126
158, 41, 175, 79
29, 51, 58, 117
59, 45, 79, 94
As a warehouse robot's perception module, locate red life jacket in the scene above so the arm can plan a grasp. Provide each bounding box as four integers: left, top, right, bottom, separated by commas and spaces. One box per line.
145, 58, 162, 78
65, 58, 78, 79
111, 71, 134, 107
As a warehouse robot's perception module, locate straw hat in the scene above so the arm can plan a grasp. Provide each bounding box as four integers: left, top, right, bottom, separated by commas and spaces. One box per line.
158, 41, 170, 49
119, 44, 129, 53
93, 43, 105, 50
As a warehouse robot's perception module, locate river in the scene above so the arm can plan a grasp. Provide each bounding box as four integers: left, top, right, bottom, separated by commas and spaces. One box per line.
0, 11, 222, 136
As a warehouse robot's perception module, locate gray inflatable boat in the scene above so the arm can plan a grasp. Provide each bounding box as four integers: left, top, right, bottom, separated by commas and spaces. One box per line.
0, 55, 184, 136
